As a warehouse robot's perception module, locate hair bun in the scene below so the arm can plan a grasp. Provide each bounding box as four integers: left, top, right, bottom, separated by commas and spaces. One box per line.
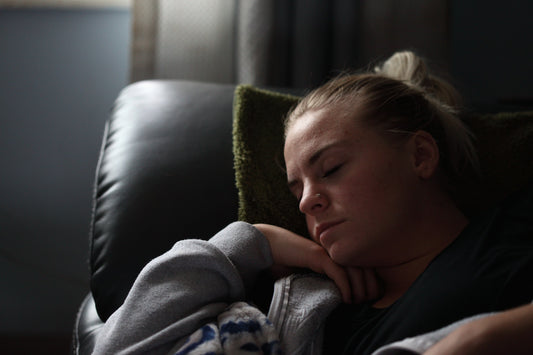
375, 51, 427, 87
375, 51, 462, 109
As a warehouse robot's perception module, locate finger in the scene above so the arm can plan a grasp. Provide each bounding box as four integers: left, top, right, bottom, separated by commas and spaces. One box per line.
363, 269, 383, 301
346, 267, 366, 304
254, 223, 353, 303
322, 262, 352, 304
307, 250, 351, 303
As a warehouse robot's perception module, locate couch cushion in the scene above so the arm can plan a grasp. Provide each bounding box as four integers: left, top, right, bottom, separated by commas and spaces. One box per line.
233, 85, 308, 237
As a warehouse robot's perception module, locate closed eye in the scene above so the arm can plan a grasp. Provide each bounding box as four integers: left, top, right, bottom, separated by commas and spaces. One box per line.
323, 164, 342, 178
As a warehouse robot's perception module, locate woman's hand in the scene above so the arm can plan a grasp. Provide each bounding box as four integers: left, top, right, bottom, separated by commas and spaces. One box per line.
344, 267, 383, 304
253, 223, 382, 304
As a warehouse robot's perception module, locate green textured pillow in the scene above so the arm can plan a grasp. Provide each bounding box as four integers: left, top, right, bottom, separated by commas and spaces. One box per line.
232, 84, 533, 233
233, 85, 307, 236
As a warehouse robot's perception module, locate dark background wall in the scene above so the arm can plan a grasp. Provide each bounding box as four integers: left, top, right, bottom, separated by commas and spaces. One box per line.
0, 1, 531, 354
450, 0, 533, 109
0, 7, 130, 352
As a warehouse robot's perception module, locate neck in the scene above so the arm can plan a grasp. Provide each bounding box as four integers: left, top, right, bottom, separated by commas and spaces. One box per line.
372, 193, 468, 308
372, 249, 444, 308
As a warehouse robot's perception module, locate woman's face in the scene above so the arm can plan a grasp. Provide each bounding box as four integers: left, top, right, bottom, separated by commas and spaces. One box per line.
284, 106, 425, 267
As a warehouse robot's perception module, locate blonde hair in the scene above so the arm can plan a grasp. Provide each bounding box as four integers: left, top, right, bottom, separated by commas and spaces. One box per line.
285, 51, 479, 184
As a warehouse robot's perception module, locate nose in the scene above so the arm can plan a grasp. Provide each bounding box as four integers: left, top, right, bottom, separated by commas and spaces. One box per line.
299, 191, 327, 215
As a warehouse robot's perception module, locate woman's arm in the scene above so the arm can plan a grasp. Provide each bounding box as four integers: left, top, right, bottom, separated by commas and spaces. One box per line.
254, 223, 382, 304
425, 302, 533, 355
92, 222, 273, 354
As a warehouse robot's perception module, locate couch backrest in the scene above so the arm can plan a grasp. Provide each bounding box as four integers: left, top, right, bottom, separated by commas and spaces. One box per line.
90, 80, 239, 321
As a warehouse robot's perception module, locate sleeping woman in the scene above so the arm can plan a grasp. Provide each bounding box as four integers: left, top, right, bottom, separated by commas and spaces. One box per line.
92, 51, 533, 355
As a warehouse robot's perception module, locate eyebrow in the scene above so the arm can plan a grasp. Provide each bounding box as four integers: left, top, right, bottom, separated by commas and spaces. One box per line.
286, 140, 347, 190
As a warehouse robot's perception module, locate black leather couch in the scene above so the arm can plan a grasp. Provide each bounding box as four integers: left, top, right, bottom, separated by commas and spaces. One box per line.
72, 79, 533, 354
73, 80, 243, 354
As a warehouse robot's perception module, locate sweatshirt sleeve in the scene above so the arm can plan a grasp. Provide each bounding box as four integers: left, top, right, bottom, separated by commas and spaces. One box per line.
92, 221, 273, 355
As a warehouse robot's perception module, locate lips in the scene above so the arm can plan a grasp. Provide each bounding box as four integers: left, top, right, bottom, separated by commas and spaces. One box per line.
315, 220, 344, 241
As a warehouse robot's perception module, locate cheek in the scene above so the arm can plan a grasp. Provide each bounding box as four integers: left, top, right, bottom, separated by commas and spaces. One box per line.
341, 170, 384, 203
362, 152, 414, 195
337, 162, 410, 216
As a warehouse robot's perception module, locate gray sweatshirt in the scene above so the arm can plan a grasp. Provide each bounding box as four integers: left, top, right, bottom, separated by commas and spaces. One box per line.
92, 222, 274, 354
92, 221, 498, 355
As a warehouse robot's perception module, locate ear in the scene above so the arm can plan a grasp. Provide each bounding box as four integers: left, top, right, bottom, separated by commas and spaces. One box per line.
408, 130, 440, 179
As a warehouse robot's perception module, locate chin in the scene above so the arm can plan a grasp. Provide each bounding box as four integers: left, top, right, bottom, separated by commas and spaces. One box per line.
327, 247, 353, 266
329, 245, 371, 267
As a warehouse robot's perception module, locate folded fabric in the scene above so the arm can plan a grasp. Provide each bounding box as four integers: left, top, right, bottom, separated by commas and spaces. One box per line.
173, 302, 282, 355
268, 273, 343, 355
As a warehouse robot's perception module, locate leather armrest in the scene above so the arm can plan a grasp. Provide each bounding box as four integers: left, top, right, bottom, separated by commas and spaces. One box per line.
73, 294, 104, 355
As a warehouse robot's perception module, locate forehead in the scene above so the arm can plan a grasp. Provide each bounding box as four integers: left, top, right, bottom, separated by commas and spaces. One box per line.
284, 107, 362, 167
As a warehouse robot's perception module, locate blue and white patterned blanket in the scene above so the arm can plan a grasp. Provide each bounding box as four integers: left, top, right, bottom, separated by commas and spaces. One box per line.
174, 302, 282, 355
